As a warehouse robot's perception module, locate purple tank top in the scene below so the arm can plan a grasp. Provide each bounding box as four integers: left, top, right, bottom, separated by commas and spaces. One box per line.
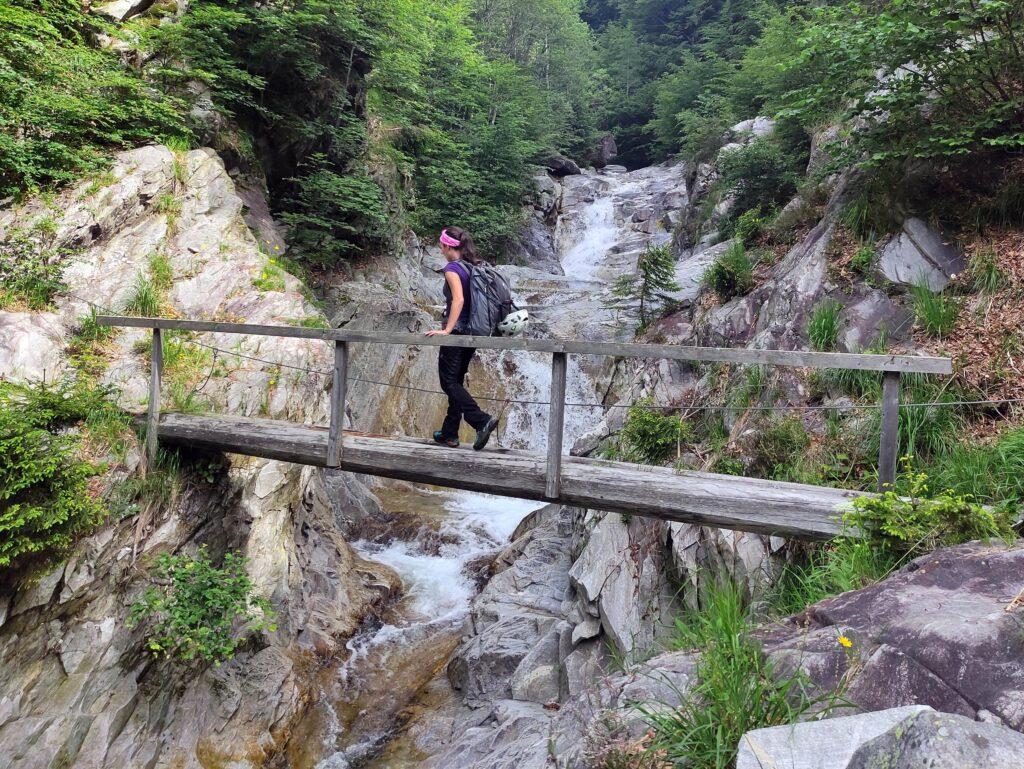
443, 260, 471, 327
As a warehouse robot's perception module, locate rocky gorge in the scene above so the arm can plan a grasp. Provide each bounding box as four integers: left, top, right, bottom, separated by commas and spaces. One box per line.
1, 112, 1022, 769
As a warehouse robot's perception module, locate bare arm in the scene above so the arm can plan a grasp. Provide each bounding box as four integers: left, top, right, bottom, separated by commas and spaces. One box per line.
426, 271, 464, 336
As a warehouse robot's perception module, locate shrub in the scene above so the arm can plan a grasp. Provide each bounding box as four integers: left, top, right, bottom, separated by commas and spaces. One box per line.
750, 417, 810, 478
610, 244, 680, 325
807, 299, 841, 351
0, 228, 68, 310
704, 241, 754, 301
733, 207, 771, 246
850, 244, 875, 277
0, 379, 109, 575
718, 138, 799, 217
127, 546, 275, 665
620, 400, 693, 465
0, 0, 186, 198
847, 461, 1014, 559
647, 580, 836, 769
910, 282, 959, 337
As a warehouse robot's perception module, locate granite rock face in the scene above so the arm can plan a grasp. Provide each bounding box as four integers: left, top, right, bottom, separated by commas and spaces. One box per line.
846, 710, 1024, 769
0, 145, 401, 769
762, 541, 1024, 729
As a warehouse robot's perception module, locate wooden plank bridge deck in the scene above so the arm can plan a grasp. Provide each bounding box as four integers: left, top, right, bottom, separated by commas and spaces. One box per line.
98, 315, 954, 541
159, 412, 859, 540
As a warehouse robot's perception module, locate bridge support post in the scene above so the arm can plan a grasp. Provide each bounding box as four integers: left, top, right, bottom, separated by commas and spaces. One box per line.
878, 371, 900, 491
327, 340, 349, 468
545, 352, 567, 499
145, 327, 164, 471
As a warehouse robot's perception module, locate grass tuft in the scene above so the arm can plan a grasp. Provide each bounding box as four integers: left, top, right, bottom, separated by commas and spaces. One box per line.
910, 282, 959, 337
704, 241, 754, 301
807, 299, 841, 351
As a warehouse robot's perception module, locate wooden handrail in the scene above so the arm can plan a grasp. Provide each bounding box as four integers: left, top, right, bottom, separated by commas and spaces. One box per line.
96, 316, 952, 374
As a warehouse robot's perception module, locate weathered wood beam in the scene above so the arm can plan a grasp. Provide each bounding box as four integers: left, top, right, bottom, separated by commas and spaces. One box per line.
878, 371, 901, 490
327, 340, 348, 467
145, 328, 163, 469
155, 413, 857, 540
545, 352, 567, 499
96, 316, 952, 374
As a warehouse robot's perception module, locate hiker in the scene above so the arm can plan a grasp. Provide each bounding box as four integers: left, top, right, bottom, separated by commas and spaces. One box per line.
425, 226, 500, 450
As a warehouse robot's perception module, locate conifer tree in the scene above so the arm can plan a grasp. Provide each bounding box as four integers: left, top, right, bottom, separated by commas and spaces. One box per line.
610, 244, 679, 325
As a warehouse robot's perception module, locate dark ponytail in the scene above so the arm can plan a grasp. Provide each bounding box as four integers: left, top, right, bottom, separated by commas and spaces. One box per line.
445, 226, 482, 265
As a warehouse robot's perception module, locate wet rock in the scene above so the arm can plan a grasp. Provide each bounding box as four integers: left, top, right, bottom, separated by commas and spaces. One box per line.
736, 705, 932, 769
878, 217, 965, 290
846, 710, 1024, 769
591, 135, 618, 169
545, 155, 582, 177
762, 541, 1024, 728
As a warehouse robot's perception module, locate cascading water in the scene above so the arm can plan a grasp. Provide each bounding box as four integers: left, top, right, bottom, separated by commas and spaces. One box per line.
301, 165, 684, 769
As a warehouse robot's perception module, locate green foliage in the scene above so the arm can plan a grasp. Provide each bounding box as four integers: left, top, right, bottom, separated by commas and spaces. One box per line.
126, 275, 161, 318
848, 460, 1014, 559
807, 299, 841, 352
718, 138, 799, 219
0, 0, 185, 198
704, 240, 754, 301
910, 283, 959, 337
783, 0, 1024, 167
0, 227, 68, 310
768, 537, 895, 617
749, 417, 810, 479
620, 400, 692, 464
148, 251, 174, 293
0, 378, 111, 575
732, 206, 770, 246
253, 260, 287, 293
610, 244, 679, 324
969, 247, 1006, 294
927, 429, 1024, 510
127, 546, 275, 665
850, 244, 875, 277
648, 579, 836, 769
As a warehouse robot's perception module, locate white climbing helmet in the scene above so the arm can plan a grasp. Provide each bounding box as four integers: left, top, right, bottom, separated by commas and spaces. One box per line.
497, 309, 529, 337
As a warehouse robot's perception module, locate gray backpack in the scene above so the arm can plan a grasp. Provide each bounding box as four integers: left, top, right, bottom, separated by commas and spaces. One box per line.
454, 261, 515, 336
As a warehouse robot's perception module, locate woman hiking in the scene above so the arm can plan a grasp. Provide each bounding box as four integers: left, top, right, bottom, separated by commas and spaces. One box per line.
425, 227, 500, 450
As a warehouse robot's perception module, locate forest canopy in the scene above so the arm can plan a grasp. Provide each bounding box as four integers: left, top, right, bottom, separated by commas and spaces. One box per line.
2, 0, 1022, 261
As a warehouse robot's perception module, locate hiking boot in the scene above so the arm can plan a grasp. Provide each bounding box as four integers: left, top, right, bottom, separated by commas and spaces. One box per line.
473, 416, 500, 451
433, 430, 459, 448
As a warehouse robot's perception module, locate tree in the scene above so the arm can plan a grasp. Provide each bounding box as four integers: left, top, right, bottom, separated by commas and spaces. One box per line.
783, 0, 1024, 167
610, 244, 679, 325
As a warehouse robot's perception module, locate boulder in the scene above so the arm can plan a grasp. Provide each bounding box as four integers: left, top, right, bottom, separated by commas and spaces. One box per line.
762, 541, 1024, 729
91, 0, 156, 20
591, 135, 618, 169
736, 706, 932, 769
847, 710, 1024, 769
545, 155, 582, 177
731, 117, 776, 141
878, 218, 965, 290
837, 289, 913, 352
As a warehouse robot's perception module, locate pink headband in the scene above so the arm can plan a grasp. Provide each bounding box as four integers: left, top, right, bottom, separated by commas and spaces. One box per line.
439, 229, 461, 248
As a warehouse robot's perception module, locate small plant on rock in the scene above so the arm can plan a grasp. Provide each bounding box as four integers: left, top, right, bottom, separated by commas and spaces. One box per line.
847, 459, 1014, 559
910, 282, 959, 337
610, 245, 680, 326
620, 400, 693, 464
807, 299, 841, 351
128, 546, 275, 665
704, 241, 754, 301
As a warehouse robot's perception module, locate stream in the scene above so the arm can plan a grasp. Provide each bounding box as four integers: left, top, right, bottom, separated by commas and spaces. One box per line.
292, 163, 685, 769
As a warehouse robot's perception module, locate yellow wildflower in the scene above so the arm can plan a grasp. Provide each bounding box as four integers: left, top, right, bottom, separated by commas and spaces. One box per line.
838, 635, 853, 648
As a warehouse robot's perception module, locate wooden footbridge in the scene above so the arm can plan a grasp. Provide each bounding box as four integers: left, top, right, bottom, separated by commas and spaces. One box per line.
99, 316, 952, 540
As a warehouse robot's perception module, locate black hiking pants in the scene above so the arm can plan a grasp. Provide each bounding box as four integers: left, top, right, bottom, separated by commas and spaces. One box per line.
438, 341, 491, 438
